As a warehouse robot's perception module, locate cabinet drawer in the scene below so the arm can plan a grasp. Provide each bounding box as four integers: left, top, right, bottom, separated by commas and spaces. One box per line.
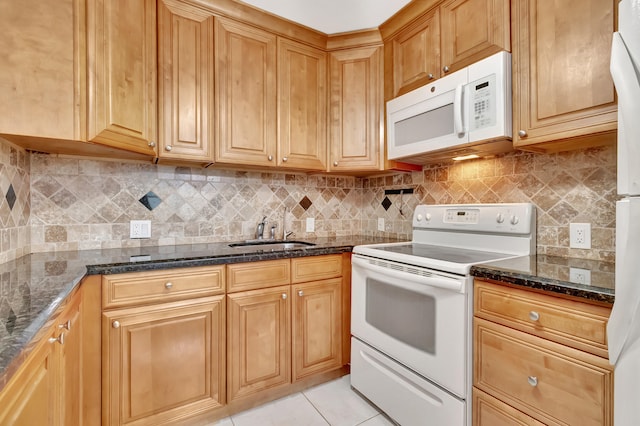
474, 318, 613, 426
291, 255, 342, 283
102, 266, 225, 309
474, 280, 611, 357
473, 387, 545, 426
227, 259, 290, 292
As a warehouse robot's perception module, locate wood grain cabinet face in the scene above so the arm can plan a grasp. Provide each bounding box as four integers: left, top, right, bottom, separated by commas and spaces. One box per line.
102, 296, 226, 426
87, 0, 157, 156
511, 0, 618, 151
329, 46, 383, 172
215, 18, 277, 167
158, 0, 215, 162
278, 39, 328, 171
473, 388, 545, 426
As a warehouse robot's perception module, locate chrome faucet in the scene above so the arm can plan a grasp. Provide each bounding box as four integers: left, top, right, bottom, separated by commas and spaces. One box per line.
255, 216, 267, 239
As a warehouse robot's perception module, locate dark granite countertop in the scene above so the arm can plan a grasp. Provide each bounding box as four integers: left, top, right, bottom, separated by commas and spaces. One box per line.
0, 235, 402, 390
471, 254, 615, 305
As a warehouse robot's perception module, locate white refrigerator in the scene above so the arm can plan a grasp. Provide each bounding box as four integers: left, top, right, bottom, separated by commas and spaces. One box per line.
607, 1, 640, 424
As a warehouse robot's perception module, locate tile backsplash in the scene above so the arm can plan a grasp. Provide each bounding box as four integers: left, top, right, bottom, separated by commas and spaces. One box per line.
0, 137, 617, 262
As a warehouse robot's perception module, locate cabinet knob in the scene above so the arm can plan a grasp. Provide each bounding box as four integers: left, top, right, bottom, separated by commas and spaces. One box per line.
282, 293, 287, 300
443, 65, 450, 73
165, 145, 172, 151
298, 290, 304, 297
518, 130, 528, 137
529, 311, 540, 321
58, 319, 71, 331
527, 376, 538, 387
282, 156, 288, 162
268, 155, 273, 161
428, 73, 434, 80
112, 320, 120, 329
49, 333, 65, 345
165, 282, 173, 290
148, 141, 156, 148
333, 161, 338, 167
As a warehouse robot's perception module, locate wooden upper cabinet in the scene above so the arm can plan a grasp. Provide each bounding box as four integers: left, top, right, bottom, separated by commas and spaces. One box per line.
511, 0, 618, 152
329, 46, 383, 172
0, 0, 85, 142
215, 18, 277, 167
278, 39, 328, 171
384, 0, 510, 99
158, 0, 215, 163
87, 0, 157, 156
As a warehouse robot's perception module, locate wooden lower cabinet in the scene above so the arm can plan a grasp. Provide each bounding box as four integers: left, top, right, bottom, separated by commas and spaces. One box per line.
473, 388, 545, 426
102, 296, 225, 425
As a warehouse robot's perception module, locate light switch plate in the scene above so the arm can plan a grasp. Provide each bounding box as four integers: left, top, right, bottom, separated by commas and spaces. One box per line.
378, 217, 385, 231
130, 220, 151, 239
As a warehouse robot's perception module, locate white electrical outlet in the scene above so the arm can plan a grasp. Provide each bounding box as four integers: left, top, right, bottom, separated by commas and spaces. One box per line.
570, 267, 591, 285
306, 217, 315, 232
378, 217, 385, 231
130, 220, 151, 239
569, 223, 591, 249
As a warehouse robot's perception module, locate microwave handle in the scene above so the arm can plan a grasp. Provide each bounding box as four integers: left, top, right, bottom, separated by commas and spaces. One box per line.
453, 84, 465, 136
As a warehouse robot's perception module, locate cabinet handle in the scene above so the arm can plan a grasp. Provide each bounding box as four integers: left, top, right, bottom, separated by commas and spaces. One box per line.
268, 155, 273, 161
49, 333, 65, 345
428, 73, 434, 80
298, 290, 304, 297
112, 320, 120, 329
148, 141, 156, 148
282, 156, 288, 162
527, 376, 538, 387
165, 282, 173, 290
165, 145, 172, 151
333, 161, 338, 167
58, 320, 71, 331
529, 311, 540, 321
518, 130, 527, 137
443, 65, 450, 73
282, 293, 287, 300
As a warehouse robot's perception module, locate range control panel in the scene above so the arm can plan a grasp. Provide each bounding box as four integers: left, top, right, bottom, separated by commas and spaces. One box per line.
413, 203, 535, 234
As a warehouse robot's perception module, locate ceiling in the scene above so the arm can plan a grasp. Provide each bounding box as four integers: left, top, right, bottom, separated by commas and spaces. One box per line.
237, 0, 413, 34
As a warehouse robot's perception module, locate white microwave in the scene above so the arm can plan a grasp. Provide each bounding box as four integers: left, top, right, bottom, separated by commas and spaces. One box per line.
387, 51, 513, 164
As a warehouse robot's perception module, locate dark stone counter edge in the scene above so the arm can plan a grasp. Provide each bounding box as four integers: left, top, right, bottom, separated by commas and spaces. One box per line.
471, 266, 615, 305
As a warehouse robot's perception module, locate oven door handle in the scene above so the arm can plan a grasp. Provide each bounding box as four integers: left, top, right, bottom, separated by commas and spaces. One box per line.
352, 256, 464, 293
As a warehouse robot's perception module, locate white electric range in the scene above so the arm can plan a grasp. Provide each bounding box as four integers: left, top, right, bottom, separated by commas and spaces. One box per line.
350, 203, 536, 426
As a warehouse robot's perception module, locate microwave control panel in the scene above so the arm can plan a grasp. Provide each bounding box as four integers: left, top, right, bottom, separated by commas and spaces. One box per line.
469, 74, 497, 131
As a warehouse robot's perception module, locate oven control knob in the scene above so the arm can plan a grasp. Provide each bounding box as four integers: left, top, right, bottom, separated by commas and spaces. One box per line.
416, 214, 423, 222
425, 213, 431, 221
510, 215, 520, 225
496, 213, 505, 224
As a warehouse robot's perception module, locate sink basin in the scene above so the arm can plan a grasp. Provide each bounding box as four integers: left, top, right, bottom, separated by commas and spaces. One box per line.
228, 240, 316, 250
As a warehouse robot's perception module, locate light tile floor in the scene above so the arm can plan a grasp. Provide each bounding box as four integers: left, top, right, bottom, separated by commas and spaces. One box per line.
208, 375, 395, 426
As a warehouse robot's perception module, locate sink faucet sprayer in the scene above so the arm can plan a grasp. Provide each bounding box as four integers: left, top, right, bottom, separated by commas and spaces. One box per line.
255, 216, 267, 239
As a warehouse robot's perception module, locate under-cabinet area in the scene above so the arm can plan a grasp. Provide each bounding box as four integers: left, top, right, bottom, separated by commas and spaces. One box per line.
472, 279, 613, 426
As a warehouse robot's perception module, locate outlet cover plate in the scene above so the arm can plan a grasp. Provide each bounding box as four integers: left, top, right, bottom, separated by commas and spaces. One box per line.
569, 223, 591, 249
570, 267, 591, 285
306, 217, 315, 232
130, 220, 151, 239
378, 217, 385, 231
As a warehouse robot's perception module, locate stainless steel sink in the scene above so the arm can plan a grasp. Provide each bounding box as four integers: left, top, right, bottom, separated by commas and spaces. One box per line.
228, 240, 316, 250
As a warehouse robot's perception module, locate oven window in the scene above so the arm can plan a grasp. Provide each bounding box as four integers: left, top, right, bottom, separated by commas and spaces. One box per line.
365, 278, 436, 354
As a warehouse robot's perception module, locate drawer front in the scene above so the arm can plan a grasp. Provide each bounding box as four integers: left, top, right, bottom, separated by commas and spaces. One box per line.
474, 318, 613, 426
474, 279, 611, 357
103, 266, 225, 309
473, 387, 545, 426
227, 259, 290, 292
291, 255, 342, 283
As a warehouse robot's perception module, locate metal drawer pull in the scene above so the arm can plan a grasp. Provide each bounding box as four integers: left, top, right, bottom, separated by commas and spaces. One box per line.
165, 282, 173, 290
298, 290, 304, 297
49, 333, 65, 345
529, 311, 540, 321
282, 293, 287, 300
112, 321, 120, 329
527, 376, 538, 387
59, 320, 71, 331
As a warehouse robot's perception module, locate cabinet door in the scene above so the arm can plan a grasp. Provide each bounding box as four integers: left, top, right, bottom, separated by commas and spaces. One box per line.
329, 46, 383, 172
158, 0, 214, 162
0, 0, 84, 142
0, 329, 57, 425
512, 0, 617, 151
87, 0, 157, 156
227, 285, 291, 402
215, 18, 277, 167
278, 38, 328, 171
390, 9, 440, 98
440, 0, 510, 74
292, 279, 342, 381
103, 297, 225, 425
473, 387, 546, 426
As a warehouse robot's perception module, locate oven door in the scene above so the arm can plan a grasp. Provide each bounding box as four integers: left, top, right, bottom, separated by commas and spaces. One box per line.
351, 254, 470, 398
